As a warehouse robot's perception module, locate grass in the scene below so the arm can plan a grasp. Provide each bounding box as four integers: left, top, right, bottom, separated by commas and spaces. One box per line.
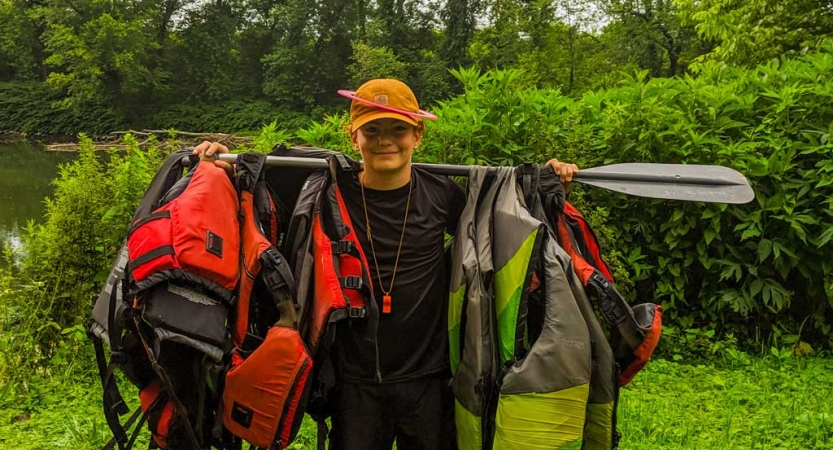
0, 355, 831, 449
618, 358, 833, 449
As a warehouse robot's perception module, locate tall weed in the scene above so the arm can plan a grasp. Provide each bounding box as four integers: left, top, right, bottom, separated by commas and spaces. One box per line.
0, 135, 164, 375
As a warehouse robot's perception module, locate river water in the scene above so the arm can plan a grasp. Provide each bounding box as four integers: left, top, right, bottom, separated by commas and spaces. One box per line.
0, 142, 76, 256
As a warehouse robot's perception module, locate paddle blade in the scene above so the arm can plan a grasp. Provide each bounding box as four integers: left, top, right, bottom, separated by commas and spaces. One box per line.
575, 163, 755, 204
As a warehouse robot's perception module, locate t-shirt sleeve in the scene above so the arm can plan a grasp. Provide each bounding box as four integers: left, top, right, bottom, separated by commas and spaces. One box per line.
445, 178, 467, 235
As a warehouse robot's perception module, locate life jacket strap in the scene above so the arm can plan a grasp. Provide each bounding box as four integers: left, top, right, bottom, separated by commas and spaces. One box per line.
588, 271, 645, 350
127, 245, 175, 274
261, 248, 295, 301
127, 211, 171, 238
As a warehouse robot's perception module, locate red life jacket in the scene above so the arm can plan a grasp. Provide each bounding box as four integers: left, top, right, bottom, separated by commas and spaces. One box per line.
280, 152, 381, 438
222, 153, 312, 450
90, 150, 305, 450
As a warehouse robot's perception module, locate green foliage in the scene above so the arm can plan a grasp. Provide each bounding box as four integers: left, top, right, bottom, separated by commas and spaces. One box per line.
578, 43, 833, 345
148, 100, 312, 134
347, 42, 408, 86
425, 67, 577, 166
43, 12, 162, 121
603, 0, 700, 78
165, 2, 245, 103
620, 357, 833, 448
0, 0, 43, 81
295, 113, 355, 156
0, 82, 124, 136
2, 135, 165, 372
678, 0, 833, 67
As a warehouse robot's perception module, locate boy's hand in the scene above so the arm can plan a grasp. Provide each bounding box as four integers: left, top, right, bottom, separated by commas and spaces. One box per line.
546, 158, 580, 191
193, 141, 234, 175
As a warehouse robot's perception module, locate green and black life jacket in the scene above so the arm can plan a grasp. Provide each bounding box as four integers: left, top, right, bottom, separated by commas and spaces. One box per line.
450, 165, 661, 450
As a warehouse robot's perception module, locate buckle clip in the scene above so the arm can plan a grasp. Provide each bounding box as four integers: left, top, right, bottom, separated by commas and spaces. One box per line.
341, 276, 363, 290
264, 248, 283, 266
331, 240, 353, 255
348, 307, 366, 318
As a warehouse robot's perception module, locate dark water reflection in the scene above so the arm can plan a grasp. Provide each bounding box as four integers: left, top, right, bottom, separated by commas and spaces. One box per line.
0, 142, 76, 256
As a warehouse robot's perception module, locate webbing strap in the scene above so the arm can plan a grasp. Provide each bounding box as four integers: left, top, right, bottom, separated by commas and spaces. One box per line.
92, 335, 130, 449
127, 211, 171, 238
261, 247, 296, 300
127, 245, 175, 273
317, 420, 328, 450
134, 315, 203, 450
100, 407, 145, 450
588, 272, 645, 350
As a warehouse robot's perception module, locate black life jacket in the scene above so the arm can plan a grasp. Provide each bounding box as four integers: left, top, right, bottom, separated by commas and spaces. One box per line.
526, 166, 662, 388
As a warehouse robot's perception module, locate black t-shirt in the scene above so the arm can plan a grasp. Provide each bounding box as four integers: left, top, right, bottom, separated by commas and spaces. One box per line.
333, 166, 466, 383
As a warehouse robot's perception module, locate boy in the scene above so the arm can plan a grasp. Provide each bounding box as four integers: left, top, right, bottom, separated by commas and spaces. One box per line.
194, 78, 578, 450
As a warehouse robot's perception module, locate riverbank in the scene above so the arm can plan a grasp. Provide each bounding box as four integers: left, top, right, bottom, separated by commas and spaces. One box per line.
43, 129, 255, 152
0, 130, 254, 152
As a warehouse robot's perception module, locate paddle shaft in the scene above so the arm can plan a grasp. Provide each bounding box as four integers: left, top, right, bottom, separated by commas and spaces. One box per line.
217, 154, 746, 187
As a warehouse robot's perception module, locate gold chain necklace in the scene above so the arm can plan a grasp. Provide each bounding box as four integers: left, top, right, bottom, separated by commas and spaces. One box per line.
360, 172, 413, 314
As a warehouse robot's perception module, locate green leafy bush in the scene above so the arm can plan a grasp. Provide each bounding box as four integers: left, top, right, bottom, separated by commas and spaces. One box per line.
581, 42, 833, 346
290, 47, 833, 348
0, 82, 124, 136
1, 135, 164, 372
148, 100, 314, 134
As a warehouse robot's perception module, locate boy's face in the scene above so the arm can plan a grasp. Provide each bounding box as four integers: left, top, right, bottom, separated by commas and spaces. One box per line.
351, 118, 422, 177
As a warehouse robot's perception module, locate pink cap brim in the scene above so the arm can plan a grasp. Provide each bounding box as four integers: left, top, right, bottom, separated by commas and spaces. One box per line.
337, 89, 438, 121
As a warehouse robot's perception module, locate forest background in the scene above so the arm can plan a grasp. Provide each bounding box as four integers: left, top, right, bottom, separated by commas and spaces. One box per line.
0, 0, 832, 447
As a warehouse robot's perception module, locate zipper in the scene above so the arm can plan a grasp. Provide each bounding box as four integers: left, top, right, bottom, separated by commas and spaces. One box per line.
276, 357, 311, 448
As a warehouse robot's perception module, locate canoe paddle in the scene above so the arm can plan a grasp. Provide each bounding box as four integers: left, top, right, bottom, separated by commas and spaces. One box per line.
217, 154, 755, 204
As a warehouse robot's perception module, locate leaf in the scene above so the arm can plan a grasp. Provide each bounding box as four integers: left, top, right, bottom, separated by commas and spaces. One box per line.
816, 227, 833, 248
750, 279, 763, 297
758, 239, 772, 262
671, 209, 684, 222
741, 227, 761, 241
704, 229, 716, 245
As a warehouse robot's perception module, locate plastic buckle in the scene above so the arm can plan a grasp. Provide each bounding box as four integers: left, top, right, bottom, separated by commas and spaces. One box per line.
348, 307, 366, 318
331, 240, 353, 255
263, 270, 287, 292
264, 248, 283, 266
341, 276, 363, 290
590, 272, 611, 290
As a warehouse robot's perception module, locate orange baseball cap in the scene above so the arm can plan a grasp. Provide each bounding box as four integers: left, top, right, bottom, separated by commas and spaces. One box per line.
338, 79, 437, 132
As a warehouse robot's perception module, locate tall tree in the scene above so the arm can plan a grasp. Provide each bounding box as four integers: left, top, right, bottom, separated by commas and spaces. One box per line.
0, 0, 46, 80
39, 0, 164, 121
441, 0, 481, 69
603, 0, 697, 77
677, 0, 833, 66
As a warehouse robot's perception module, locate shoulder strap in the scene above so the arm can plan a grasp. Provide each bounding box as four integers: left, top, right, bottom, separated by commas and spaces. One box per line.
133, 149, 196, 222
